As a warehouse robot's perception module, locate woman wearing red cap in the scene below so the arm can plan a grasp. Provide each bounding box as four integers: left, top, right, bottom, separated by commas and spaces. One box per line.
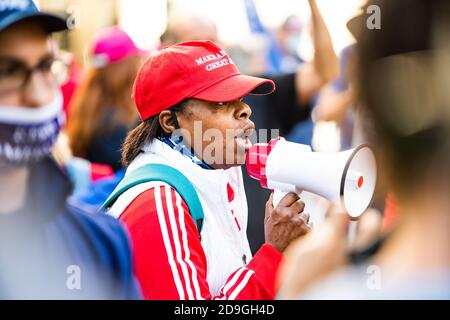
104, 41, 311, 300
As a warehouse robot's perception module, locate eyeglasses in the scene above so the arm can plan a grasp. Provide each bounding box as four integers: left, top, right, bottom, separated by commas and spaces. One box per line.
0, 55, 68, 95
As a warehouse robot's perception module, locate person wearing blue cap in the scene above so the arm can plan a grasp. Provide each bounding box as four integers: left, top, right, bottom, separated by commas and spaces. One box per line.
0, 0, 140, 299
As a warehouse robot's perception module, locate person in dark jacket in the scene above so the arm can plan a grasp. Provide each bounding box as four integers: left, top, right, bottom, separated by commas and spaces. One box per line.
0, 0, 140, 299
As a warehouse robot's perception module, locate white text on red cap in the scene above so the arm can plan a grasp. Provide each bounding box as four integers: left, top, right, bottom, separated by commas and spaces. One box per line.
195, 50, 235, 72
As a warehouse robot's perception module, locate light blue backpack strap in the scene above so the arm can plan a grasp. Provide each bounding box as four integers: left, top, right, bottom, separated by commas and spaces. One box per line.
102, 164, 204, 233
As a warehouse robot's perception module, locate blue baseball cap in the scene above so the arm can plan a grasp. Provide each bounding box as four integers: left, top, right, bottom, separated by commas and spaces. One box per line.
0, 0, 67, 33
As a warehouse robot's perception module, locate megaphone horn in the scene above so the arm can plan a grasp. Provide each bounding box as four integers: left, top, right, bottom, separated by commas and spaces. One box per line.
246, 138, 377, 219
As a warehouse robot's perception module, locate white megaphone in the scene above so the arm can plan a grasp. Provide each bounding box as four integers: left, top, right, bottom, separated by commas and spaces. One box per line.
246, 137, 377, 219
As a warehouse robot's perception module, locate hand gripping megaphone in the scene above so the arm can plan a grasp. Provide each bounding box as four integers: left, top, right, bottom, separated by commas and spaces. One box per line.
246, 137, 377, 219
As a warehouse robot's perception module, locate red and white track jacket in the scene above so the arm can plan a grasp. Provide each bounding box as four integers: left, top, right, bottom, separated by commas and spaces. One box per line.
108, 139, 282, 300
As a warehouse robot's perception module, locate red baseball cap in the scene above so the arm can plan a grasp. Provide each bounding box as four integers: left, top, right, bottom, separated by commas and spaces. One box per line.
133, 40, 275, 120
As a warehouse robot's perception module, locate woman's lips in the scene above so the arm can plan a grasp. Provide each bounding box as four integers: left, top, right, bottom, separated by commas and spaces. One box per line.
235, 125, 255, 152
235, 125, 255, 138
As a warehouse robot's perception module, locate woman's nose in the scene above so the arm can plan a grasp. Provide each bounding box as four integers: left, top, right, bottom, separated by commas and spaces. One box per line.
234, 101, 252, 120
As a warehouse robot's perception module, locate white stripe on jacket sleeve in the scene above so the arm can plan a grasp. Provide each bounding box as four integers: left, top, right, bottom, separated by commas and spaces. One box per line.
164, 186, 195, 300
154, 186, 185, 299
174, 191, 204, 300
221, 267, 247, 296
229, 270, 255, 300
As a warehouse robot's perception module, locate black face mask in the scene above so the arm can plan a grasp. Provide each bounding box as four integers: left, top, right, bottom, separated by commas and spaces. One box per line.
0, 92, 64, 168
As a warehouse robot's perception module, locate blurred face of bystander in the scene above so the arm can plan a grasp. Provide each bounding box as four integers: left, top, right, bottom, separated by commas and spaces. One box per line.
0, 21, 65, 168
0, 21, 57, 108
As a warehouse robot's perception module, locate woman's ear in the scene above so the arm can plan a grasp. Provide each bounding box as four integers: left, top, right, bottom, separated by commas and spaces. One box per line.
159, 110, 177, 135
